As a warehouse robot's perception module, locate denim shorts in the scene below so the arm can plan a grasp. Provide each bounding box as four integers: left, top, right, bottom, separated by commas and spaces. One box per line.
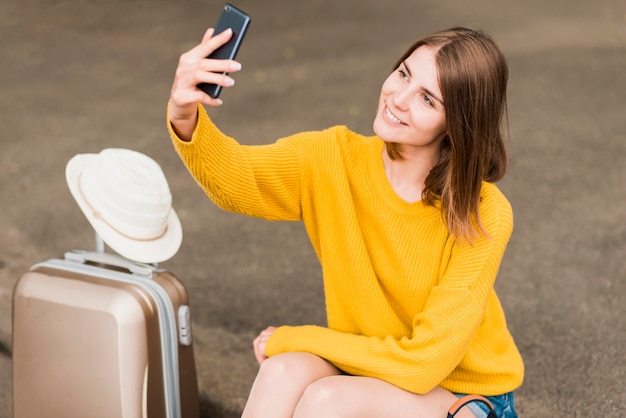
452, 392, 517, 418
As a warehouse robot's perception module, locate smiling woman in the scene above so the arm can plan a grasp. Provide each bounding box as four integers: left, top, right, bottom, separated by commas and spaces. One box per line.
167, 25, 522, 418
383, 27, 510, 243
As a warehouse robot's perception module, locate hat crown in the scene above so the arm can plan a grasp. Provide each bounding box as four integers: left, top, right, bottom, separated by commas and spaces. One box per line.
80, 149, 173, 241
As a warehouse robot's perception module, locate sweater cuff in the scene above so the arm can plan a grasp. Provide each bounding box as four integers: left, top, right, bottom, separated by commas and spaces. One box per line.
265, 325, 324, 357
167, 102, 219, 146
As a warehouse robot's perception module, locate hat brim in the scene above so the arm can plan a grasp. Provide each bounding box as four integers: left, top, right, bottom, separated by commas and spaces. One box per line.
66, 153, 183, 264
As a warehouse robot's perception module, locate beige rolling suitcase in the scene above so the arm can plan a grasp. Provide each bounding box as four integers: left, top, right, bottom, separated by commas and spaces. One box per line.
12, 250, 200, 418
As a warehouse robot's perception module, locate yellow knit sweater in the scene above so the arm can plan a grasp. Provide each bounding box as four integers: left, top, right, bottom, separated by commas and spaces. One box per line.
169, 104, 524, 396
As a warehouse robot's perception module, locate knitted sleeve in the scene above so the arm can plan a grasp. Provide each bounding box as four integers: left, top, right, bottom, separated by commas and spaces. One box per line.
265, 187, 514, 394
168, 103, 303, 220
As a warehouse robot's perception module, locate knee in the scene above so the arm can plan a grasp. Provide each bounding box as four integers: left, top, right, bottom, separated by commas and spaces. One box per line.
255, 352, 327, 385
255, 352, 299, 383
295, 376, 351, 418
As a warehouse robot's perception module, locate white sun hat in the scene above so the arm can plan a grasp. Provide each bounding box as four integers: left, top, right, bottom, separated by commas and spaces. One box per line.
66, 148, 182, 264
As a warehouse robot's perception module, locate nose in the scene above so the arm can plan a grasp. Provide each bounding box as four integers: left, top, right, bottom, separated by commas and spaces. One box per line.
391, 86, 411, 111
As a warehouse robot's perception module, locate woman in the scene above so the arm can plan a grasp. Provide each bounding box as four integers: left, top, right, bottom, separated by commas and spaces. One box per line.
168, 26, 523, 418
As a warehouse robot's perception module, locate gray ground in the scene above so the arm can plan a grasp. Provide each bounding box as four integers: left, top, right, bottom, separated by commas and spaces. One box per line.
1, 0, 624, 416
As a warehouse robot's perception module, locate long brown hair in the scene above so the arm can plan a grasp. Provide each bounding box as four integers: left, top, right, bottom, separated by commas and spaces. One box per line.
385, 27, 509, 242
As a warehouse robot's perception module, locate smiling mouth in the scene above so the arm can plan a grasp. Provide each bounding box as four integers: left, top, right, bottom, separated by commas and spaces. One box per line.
385, 106, 406, 125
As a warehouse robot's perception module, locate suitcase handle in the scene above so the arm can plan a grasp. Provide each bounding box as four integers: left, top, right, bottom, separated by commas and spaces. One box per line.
65, 250, 155, 278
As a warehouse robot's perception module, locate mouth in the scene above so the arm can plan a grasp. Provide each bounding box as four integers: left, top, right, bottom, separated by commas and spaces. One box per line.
384, 105, 406, 126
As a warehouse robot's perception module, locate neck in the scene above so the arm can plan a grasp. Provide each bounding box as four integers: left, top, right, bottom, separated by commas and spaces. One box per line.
382, 146, 439, 203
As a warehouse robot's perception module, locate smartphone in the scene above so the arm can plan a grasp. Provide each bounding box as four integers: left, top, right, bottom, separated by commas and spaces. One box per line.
198, 3, 251, 98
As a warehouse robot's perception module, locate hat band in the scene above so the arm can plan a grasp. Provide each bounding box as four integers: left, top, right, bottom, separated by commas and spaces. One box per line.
78, 173, 169, 242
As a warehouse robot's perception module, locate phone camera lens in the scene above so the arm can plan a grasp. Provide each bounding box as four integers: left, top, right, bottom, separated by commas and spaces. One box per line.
225, 5, 231, 11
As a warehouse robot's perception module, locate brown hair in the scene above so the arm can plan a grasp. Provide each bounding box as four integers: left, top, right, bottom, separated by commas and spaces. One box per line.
386, 27, 509, 242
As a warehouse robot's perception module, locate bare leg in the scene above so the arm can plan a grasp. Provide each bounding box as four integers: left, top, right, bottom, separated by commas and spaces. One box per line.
293, 375, 477, 418
241, 352, 342, 418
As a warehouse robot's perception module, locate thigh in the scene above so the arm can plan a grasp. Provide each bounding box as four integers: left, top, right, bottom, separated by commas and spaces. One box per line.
294, 375, 477, 418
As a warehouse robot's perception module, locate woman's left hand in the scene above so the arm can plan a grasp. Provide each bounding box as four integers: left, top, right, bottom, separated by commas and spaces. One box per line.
253, 326, 277, 364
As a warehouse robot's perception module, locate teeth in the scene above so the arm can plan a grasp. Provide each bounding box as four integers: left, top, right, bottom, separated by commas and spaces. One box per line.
385, 106, 403, 124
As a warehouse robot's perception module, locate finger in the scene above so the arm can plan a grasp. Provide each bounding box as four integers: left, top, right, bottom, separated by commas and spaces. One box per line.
201, 28, 214, 43
253, 335, 267, 364
208, 27, 234, 44
263, 326, 277, 334
174, 56, 239, 90
195, 70, 235, 86
258, 326, 276, 342
256, 343, 267, 364
196, 27, 234, 59
252, 326, 277, 364
195, 92, 224, 108
180, 27, 233, 64
199, 59, 242, 74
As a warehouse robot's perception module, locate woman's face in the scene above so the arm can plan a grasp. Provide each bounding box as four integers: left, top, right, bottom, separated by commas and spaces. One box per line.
373, 46, 447, 154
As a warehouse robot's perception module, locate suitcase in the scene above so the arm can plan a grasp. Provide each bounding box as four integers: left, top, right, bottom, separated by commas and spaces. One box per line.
12, 249, 200, 418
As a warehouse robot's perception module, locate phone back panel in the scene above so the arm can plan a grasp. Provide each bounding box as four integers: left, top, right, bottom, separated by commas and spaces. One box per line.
12, 252, 200, 418
197, 3, 251, 98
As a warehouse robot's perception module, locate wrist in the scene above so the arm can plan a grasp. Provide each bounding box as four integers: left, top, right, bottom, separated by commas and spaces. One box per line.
168, 104, 198, 142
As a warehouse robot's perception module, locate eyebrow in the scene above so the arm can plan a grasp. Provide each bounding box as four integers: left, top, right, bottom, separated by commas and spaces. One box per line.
402, 60, 444, 105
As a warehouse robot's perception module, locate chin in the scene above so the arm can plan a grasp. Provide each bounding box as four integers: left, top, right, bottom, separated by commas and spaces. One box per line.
373, 120, 398, 144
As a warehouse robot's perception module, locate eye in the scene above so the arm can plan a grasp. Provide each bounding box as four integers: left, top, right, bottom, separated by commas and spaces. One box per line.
397, 68, 409, 81
422, 94, 434, 107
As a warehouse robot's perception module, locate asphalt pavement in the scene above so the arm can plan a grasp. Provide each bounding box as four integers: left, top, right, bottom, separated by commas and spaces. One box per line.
1, 0, 624, 416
